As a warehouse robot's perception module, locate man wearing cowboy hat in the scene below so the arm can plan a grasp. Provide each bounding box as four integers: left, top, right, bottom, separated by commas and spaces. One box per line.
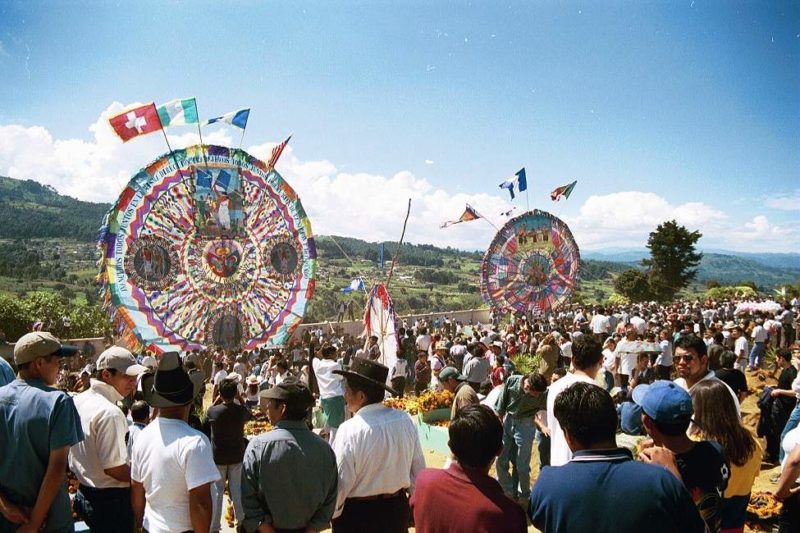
0, 332, 83, 533
331, 359, 425, 532
130, 352, 220, 533
69, 346, 147, 532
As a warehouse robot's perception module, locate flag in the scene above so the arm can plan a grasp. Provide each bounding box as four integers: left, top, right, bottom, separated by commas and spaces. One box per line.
341, 277, 366, 293
108, 103, 163, 142
268, 135, 292, 169
441, 204, 481, 228
203, 108, 250, 129
498, 168, 527, 200
156, 98, 199, 127
196, 168, 213, 189
550, 180, 577, 201
215, 169, 232, 193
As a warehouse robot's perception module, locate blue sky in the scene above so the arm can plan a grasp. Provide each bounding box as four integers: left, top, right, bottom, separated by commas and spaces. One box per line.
0, 1, 798, 252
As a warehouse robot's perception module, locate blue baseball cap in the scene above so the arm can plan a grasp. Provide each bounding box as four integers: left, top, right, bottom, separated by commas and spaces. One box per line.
632, 380, 693, 425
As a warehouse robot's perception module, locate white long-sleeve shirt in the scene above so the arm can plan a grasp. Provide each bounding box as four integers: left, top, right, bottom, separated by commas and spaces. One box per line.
331, 403, 426, 518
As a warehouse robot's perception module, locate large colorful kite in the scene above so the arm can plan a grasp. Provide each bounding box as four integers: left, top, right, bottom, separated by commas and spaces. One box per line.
480, 210, 580, 315
97, 144, 316, 352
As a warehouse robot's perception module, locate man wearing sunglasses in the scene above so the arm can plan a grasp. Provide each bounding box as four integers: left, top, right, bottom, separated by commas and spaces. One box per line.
673, 335, 740, 415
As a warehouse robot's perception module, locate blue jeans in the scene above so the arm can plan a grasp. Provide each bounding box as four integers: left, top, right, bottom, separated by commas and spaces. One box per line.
496, 415, 535, 500
749, 342, 766, 368
74, 485, 134, 533
211, 463, 243, 532
780, 403, 800, 462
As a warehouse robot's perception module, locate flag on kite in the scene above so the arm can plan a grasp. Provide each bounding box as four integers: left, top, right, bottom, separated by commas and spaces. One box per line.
156, 98, 199, 127
499, 168, 527, 200
203, 108, 250, 129
196, 168, 213, 189
108, 103, 163, 142
550, 180, 577, 201
341, 277, 366, 293
268, 135, 292, 169
441, 204, 481, 228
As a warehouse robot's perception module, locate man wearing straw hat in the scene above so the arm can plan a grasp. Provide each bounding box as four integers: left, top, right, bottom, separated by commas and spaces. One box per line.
331, 359, 426, 532
131, 352, 220, 533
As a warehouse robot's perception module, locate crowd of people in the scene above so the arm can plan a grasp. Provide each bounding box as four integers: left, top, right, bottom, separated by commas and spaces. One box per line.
0, 295, 799, 532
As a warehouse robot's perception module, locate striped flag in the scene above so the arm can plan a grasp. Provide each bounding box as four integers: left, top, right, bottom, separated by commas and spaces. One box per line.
156, 98, 199, 127
498, 168, 527, 200
441, 204, 481, 228
203, 108, 250, 129
108, 103, 163, 142
268, 135, 292, 169
550, 180, 577, 201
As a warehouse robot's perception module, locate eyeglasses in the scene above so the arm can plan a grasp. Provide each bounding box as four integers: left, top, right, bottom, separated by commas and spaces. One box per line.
674, 355, 695, 363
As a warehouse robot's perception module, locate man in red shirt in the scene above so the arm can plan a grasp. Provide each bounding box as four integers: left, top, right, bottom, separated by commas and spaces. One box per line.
410, 405, 526, 532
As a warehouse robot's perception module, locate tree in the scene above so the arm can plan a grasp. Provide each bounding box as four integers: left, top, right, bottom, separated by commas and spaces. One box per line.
613, 269, 653, 302
642, 220, 702, 302
705, 279, 721, 289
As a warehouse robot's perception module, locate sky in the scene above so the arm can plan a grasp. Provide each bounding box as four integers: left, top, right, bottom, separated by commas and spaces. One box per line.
0, 1, 798, 253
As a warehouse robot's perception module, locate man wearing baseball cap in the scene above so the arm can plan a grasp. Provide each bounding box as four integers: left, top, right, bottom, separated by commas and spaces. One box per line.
69, 346, 147, 532
0, 332, 83, 532
439, 366, 478, 420
241, 378, 338, 532
635, 380, 729, 533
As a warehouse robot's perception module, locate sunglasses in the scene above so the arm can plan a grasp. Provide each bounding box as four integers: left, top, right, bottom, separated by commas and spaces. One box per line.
674, 355, 695, 363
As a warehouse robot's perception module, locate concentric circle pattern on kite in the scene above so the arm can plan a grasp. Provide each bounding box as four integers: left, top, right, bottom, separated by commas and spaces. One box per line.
480, 210, 580, 315
98, 144, 316, 352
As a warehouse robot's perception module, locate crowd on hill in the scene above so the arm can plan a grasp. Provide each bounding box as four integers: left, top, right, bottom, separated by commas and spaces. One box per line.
0, 295, 799, 532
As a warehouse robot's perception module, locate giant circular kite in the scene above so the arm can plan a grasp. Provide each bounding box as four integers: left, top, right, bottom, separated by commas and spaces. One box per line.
97, 144, 316, 352
479, 209, 580, 315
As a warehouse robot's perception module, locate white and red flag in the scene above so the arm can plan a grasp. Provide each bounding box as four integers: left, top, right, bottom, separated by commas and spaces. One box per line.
267, 135, 292, 169
109, 103, 163, 142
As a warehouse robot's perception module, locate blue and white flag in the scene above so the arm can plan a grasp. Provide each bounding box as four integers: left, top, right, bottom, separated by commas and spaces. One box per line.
498, 168, 527, 200
196, 168, 213, 189
203, 108, 250, 129
341, 277, 366, 293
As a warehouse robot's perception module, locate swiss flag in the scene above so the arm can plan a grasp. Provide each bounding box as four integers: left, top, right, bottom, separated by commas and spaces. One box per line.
109, 103, 163, 142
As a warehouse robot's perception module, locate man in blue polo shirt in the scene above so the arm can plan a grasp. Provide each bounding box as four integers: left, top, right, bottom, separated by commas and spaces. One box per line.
528, 381, 704, 533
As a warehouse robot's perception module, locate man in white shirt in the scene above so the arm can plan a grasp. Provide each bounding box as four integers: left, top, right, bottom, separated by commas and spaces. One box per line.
546, 335, 605, 466
331, 359, 425, 532
614, 326, 640, 388
132, 352, 219, 533
313, 345, 346, 442
630, 314, 647, 336
589, 308, 611, 341
70, 346, 147, 532
749, 318, 769, 370
415, 329, 432, 354
730, 326, 750, 372
656, 329, 673, 380
673, 335, 740, 415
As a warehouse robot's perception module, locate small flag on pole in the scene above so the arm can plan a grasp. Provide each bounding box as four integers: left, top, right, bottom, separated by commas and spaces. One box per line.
441, 204, 481, 228
108, 103, 163, 142
498, 168, 527, 200
156, 98, 199, 127
268, 135, 292, 169
203, 108, 250, 129
341, 277, 366, 293
550, 180, 577, 201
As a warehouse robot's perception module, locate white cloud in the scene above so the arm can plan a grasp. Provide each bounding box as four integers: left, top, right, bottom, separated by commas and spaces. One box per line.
424, 159, 434, 165
1, 110, 798, 253
765, 191, 800, 211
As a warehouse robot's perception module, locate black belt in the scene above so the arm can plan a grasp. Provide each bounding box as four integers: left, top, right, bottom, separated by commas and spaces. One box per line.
77, 483, 131, 495
347, 488, 406, 501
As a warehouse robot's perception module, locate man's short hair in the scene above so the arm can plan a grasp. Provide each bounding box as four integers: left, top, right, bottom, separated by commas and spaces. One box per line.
777, 348, 792, 363
675, 335, 707, 357
345, 377, 385, 405
527, 372, 547, 392
719, 350, 736, 369
131, 400, 150, 422
219, 379, 238, 400
448, 405, 503, 468
554, 382, 616, 447
571, 335, 603, 370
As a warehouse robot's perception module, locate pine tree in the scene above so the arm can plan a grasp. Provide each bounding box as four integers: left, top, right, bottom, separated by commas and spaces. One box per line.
642, 220, 702, 301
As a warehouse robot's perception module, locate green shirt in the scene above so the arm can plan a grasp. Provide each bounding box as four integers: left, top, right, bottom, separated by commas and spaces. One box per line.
495, 374, 547, 419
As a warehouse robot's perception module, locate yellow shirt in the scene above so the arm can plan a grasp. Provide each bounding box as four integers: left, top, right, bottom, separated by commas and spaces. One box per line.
725, 436, 762, 498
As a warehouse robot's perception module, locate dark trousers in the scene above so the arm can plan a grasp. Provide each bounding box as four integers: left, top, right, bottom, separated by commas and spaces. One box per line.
391, 377, 406, 398
74, 485, 134, 533
779, 490, 800, 533
332, 492, 409, 533
414, 381, 428, 396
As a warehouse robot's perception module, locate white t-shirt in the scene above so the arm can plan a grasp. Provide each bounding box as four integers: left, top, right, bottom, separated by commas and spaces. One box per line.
392, 359, 408, 379
615, 339, 640, 376
657, 339, 673, 367
782, 426, 800, 480
212, 369, 228, 385
312, 358, 344, 399
547, 372, 599, 466
602, 349, 616, 372
590, 314, 610, 334
131, 418, 220, 533
560, 341, 573, 359
630, 316, 647, 336
752, 325, 768, 343
416, 335, 432, 352
734, 337, 749, 360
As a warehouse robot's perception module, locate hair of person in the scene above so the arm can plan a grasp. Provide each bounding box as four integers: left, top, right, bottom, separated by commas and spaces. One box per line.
553, 367, 568, 379
553, 382, 616, 447
94, 367, 119, 380
650, 416, 691, 437
131, 400, 150, 422
345, 377, 385, 404
185, 361, 197, 370
713, 332, 724, 344
719, 350, 736, 369
674, 335, 707, 357
273, 398, 310, 421
276, 360, 289, 371
542, 334, 556, 346
571, 335, 603, 370
689, 379, 756, 466
219, 378, 238, 400
448, 404, 503, 469
777, 348, 792, 363
526, 372, 547, 392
